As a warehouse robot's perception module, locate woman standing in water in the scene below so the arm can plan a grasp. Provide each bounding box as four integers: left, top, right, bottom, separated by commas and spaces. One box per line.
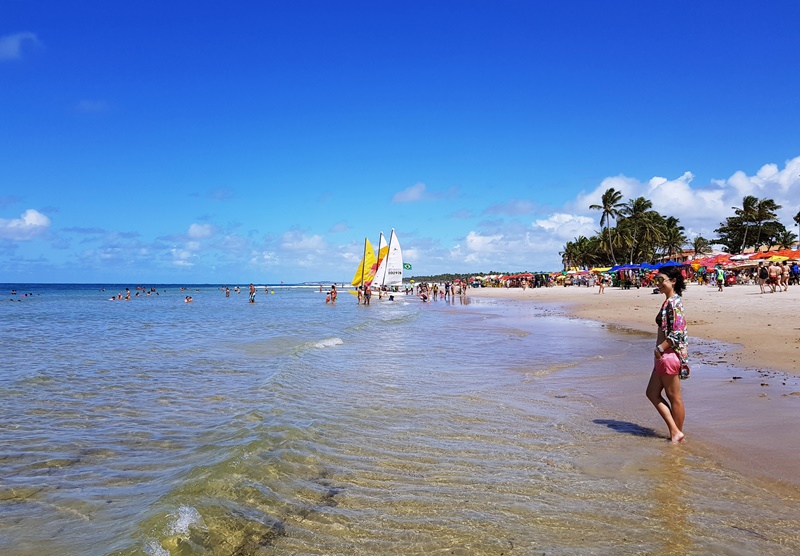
646, 265, 689, 443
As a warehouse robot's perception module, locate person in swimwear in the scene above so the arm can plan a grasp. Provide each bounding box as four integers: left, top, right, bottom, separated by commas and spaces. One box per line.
646, 265, 688, 444
249, 283, 256, 303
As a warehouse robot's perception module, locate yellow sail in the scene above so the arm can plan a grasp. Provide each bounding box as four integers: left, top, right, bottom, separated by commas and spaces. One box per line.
351, 238, 377, 286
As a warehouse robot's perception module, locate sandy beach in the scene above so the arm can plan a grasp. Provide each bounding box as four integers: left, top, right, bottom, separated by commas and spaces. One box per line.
469, 281, 799, 375
470, 282, 800, 489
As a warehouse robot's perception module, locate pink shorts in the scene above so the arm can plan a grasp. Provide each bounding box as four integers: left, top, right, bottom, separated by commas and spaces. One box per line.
654, 350, 681, 376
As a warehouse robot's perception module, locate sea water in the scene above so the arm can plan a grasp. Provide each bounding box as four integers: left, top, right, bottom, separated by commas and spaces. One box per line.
1, 284, 799, 555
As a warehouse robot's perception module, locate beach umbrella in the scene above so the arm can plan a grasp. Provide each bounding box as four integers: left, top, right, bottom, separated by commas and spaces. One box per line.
659, 261, 684, 267
768, 255, 789, 262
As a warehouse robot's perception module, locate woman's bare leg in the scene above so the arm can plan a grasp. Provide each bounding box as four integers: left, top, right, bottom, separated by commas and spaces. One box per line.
646, 370, 685, 443
661, 374, 685, 437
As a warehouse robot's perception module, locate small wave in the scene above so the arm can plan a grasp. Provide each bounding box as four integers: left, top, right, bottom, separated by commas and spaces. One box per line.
144, 541, 170, 556
144, 505, 204, 555
313, 337, 343, 349
168, 505, 203, 536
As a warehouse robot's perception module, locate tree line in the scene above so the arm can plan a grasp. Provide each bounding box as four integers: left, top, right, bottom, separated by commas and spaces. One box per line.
406, 271, 547, 283
561, 188, 799, 270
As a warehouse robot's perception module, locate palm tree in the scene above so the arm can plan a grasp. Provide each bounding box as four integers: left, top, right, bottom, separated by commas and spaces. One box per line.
753, 197, 782, 249
794, 210, 800, 228
561, 236, 597, 270
619, 197, 659, 264
733, 195, 758, 252
589, 187, 625, 265
776, 229, 798, 250
660, 216, 686, 261
691, 236, 712, 257
560, 241, 576, 270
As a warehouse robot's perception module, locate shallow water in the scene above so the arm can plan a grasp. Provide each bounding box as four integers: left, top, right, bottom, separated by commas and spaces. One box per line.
1, 284, 799, 555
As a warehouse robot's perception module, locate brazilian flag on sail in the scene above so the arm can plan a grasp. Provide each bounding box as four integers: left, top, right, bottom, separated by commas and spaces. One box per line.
403, 263, 412, 270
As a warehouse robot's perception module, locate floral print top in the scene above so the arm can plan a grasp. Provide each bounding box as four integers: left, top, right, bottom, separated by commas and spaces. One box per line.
659, 294, 688, 362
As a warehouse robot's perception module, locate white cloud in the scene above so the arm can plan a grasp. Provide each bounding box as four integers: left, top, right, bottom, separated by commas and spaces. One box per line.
171, 248, 195, 267
0, 209, 51, 240
533, 213, 596, 240
450, 227, 561, 271
280, 230, 325, 250
250, 251, 278, 267
464, 231, 504, 253
569, 156, 800, 240
402, 247, 421, 263
220, 234, 248, 252
0, 32, 40, 61
392, 182, 427, 203
188, 223, 214, 239
572, 174, 640, 214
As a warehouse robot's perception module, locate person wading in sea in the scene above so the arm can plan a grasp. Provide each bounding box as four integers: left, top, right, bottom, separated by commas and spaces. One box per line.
646, 265, 689, 444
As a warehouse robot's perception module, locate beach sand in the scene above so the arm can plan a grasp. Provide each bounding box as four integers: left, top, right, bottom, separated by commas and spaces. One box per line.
469, 282, 800, 488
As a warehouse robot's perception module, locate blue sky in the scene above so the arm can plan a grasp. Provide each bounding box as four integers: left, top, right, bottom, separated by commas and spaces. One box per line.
2, 1, 799, 283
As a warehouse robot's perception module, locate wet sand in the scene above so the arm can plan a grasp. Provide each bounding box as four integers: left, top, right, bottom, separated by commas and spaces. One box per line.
469, 283, 800, 489
469, 282, 800, 374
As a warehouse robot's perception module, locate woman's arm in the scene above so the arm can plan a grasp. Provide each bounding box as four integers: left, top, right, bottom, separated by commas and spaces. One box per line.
665, 297, 688, 351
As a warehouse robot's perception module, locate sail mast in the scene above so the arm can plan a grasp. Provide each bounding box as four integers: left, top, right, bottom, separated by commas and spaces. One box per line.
378, 229, 394, 286
360, 237, 368, 287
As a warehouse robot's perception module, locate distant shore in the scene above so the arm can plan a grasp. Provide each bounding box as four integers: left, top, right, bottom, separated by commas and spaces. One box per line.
469, 282, 799, 376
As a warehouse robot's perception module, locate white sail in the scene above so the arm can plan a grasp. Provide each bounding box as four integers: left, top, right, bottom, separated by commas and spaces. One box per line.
369, 232, 387, 287
380, 229, 403, 286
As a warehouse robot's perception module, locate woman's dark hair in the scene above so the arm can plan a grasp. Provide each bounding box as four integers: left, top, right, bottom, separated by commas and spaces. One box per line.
660, 265, 686, 296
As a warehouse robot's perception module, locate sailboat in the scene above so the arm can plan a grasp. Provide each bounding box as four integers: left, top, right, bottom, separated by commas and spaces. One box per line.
371, 229, 404, 288
349, 229, 405, 297
351, 238, 377, 288
368, 232, 390, 286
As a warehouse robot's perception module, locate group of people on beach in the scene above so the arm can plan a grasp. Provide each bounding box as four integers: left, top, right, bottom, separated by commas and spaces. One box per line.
413, 281, 467, 302
325, 284, 338, 304
756, 261, 794, 293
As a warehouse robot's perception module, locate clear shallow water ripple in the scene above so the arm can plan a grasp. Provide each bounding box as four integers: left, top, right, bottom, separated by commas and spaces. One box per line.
1, 285, 799, 555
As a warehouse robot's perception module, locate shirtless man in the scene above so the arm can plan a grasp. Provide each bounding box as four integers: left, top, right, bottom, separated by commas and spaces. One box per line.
767, 262, 781, 293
